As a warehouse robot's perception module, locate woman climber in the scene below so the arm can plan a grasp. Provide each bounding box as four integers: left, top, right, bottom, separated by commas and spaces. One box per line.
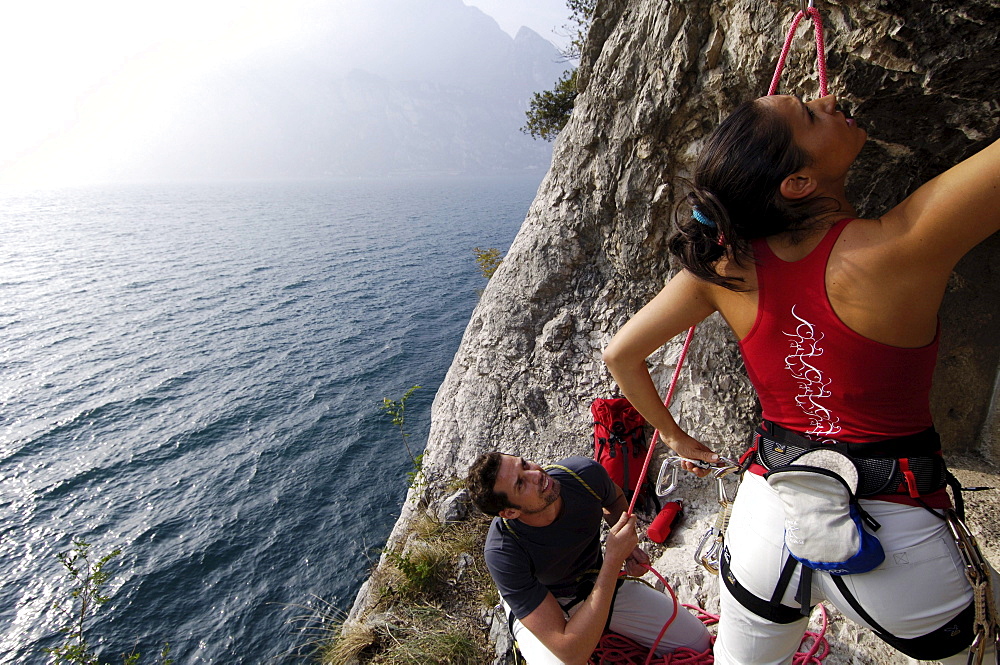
603, 91, 999, 664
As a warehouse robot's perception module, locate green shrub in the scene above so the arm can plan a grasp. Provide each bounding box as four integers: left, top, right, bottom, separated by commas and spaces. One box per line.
472, 247, 503, 280
522, 69, 578, 141
45, 540, 173, 665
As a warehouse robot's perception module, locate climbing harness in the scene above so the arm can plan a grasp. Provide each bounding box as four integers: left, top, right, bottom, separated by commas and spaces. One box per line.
769, 0, 828, 97
723, 425, 999, 660
748, 421, 951, 500
729, 418, 997, 655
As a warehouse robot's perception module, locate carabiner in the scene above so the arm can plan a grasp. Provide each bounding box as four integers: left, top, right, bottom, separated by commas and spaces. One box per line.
710, 459, 741, 480
966, 629, 983, 665
947, 510, 990, 583
655, 456, 739, 497
695, 530, 724, 575
716, 474, 734, 505
696, 484, 735, 575
655, 457, 682, 497
799, 0, 815, 14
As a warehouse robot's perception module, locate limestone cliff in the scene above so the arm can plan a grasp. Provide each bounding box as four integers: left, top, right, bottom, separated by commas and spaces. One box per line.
351, 1, 999, 662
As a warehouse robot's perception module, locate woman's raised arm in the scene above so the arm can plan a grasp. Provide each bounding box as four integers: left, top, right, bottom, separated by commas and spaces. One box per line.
883, 138, 1000, 269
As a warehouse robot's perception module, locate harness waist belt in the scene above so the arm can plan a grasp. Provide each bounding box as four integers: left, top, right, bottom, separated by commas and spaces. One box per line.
752, 421, 947, 498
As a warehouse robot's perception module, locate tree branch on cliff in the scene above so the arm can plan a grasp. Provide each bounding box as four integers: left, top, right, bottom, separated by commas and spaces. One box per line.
522, 0, 595, 142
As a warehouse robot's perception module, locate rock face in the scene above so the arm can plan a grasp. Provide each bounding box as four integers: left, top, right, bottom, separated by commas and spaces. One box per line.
421, 0, 999, 487
355, 0, 999, 661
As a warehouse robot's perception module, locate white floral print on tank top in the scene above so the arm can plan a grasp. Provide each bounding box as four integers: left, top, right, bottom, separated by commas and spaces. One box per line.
782, 305, 842, 440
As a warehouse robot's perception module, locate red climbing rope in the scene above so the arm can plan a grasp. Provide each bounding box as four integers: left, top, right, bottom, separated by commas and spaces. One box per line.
589, 565, 831, 665
589, 603, 830, 665
607, 7, 838, 661
640, 565, 680, 664
626, 326, 697, 517
768, 4, 829, 97
627, 0, 833, 519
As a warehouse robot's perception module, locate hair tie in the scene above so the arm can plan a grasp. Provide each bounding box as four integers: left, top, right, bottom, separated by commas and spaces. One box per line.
692, 207, 716, 228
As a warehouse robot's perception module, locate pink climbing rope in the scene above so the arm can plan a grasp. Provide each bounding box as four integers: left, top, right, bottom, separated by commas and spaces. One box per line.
626, 325, 697, 517
627, 0, 832, 518
588, 564, 831, 665
768, 5, 829, 97
589, 604, 830, 664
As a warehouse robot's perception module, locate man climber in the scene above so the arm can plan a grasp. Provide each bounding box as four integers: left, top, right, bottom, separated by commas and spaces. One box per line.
466, 452, 711, 664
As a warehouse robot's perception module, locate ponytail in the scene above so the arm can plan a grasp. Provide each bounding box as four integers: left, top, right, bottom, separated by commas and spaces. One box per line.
669, 99, 834, 290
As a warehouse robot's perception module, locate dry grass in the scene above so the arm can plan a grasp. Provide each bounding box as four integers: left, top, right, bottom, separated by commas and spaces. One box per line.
313, 511, 496, 664
281, 596, 377, 663
367, 604, 485, 665
318, 621, 377, 664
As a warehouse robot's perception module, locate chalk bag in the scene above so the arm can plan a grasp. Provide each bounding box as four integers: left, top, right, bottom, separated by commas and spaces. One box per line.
766, 448, 885, 575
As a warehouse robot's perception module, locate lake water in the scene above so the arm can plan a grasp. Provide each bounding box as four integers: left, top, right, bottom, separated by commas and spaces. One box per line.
0, 174, 541, 663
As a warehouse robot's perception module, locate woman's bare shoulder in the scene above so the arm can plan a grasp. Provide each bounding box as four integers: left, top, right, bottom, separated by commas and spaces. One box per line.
834, 216, 919, 272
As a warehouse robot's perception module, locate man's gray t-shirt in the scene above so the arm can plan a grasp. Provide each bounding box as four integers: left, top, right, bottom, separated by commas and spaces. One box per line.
484, 457, 618, 620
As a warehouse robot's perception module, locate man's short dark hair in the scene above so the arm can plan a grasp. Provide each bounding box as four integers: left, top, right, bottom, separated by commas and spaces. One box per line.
466, 452, 515, 516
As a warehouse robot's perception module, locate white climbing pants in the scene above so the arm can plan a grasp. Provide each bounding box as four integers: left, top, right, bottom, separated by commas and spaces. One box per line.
715, 472, 998, 665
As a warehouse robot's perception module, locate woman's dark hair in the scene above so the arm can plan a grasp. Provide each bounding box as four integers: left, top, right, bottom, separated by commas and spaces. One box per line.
668, 99, 835, 290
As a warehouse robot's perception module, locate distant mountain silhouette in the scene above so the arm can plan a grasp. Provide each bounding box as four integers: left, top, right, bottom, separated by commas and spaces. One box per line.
131, 0, 566, 180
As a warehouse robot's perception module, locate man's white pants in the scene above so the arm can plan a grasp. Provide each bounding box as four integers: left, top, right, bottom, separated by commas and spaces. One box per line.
714, 472, 998, 665
503, 578, 712, 665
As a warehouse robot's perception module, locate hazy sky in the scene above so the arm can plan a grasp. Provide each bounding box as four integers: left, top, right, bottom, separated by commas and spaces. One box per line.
0, 0, 570, 187
463, 0, 572, 47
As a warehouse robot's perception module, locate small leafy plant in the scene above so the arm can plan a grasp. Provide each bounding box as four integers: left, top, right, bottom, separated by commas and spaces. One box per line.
382, 385, 421, 471
472, 247, 502, 280
45, 539, 173, 665
387, 549, 444, 597
407, 452, 425, 489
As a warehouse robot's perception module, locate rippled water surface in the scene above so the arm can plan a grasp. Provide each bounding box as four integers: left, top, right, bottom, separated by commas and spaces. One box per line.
0, 175, 540, 663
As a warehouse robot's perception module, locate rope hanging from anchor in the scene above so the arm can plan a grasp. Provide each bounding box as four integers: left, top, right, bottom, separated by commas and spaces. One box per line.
769, 0, 829, 97
627, 0, 835, 520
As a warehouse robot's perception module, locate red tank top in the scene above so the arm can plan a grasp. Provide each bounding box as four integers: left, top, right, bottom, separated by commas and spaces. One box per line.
739, 218, 939, 444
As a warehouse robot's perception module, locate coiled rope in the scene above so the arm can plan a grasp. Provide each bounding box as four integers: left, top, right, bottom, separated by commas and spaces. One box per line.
587, 565, 830, 665
590, 603, 830, 665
